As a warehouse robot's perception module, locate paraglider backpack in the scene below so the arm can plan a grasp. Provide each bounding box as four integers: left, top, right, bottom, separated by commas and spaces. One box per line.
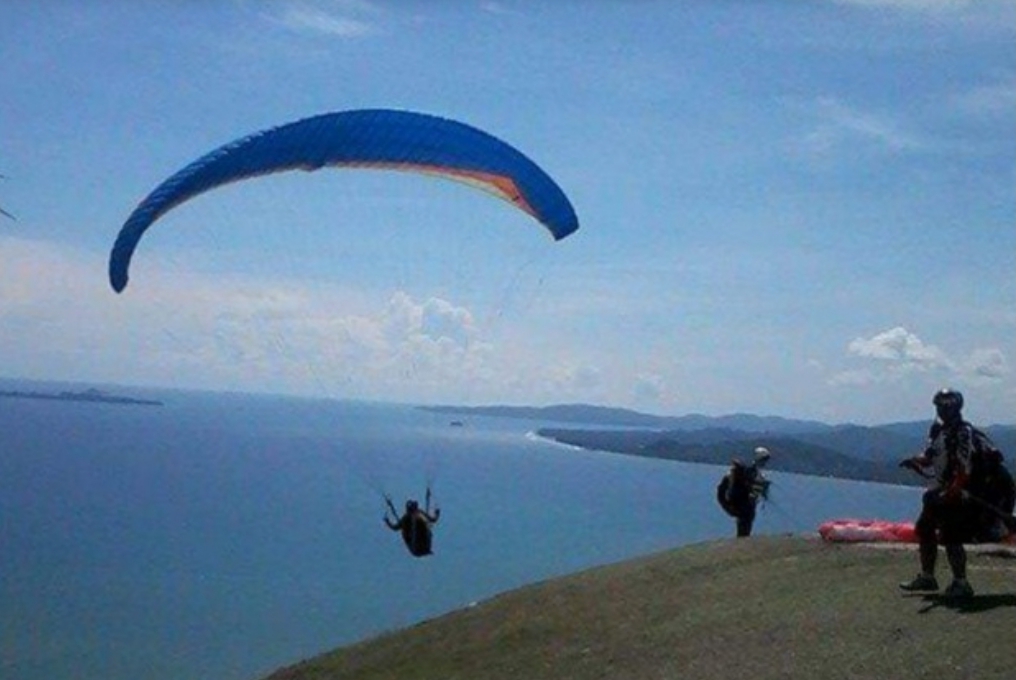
968, 426, 1015, 513
716, 473, 752, 516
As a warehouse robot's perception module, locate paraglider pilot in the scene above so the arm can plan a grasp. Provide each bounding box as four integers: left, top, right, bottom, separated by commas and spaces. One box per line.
385, 488, 441, 558
717, 447, 771, 538
898, 388, 1006, 599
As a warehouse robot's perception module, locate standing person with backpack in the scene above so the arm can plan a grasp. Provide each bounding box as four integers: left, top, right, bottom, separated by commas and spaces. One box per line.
898, 389, 1000, 599
716, 447, 771, 538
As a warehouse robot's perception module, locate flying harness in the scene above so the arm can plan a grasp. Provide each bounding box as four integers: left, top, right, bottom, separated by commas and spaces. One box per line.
385, 487, 437, 557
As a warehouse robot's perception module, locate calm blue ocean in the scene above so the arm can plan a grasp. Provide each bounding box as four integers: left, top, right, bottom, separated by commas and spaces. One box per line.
0, 384, 921, 680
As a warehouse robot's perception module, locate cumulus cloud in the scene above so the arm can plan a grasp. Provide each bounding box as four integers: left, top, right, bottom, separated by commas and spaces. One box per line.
384, 292, 476, 348
377, 292, 492, 388
829, 326, 1009, 388
0, 236, 503, 400
847, 326, 952, 369
198, 289, 492, 397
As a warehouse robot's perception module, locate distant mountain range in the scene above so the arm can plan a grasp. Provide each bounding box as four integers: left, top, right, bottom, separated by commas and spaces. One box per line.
421, 403, 1016, 487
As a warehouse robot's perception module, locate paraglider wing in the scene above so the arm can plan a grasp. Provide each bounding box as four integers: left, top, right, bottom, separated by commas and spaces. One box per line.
819, 519, 921, 544
108, 109, 579, 292
0, 174, 14, 220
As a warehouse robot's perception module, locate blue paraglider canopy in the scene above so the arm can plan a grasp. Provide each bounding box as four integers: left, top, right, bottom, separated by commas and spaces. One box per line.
109, 109, 579, 292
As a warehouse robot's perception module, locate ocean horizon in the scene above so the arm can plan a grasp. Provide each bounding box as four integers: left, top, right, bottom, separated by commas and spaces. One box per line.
0, 380, 921, 680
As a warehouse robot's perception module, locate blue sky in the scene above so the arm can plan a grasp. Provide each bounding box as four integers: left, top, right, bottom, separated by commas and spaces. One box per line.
1, 0, 1013, 425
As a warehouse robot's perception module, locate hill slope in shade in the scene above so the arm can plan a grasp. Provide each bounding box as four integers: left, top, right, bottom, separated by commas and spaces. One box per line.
261, 536, 1016, 680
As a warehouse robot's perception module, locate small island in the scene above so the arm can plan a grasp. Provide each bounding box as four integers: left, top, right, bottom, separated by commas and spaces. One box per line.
0, 387, 163, 407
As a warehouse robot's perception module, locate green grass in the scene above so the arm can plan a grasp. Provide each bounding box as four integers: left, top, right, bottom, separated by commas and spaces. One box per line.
260, 536, 1016, 680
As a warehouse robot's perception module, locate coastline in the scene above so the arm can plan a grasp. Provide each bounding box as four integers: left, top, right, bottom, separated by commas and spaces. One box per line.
0, 388, 163, 407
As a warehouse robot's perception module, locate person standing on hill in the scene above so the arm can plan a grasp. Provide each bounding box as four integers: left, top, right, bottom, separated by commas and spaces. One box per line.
716, 447, 771, 538
898, 388, 998, 598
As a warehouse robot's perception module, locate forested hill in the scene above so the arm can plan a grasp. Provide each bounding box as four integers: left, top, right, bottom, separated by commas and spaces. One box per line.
421, 403, 832, 433
420, 404, 1016, 486
538, 427, 920, 486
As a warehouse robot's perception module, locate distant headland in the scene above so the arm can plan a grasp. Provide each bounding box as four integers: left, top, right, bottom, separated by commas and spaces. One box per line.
0, 387, 163, 407
419, 403, 1016, 488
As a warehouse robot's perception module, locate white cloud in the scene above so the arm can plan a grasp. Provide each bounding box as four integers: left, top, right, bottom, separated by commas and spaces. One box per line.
187, 288, 497, 399
828, 0, 1016, 35
480, 2, 521, 17
384, 292, 477, 348
632, 373, 665, 404
964, 348, 1009, 380
546, 363, 603, 397
828, 368, 880, 387
264, 0, 381, 38
952, 79, 1016, 119
0, 236, 507, 400
830, 326, 1009, 391
832, 0, 976, 12
828, 326, 950, 386
801, 97, 925, 156
0, 237, 130, 379
377, 292, 492, 389
847, 326, 952, 369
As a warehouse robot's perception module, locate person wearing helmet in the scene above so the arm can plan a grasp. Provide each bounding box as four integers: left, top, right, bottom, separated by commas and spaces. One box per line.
716, 447, 771, 537
384, 489, 441, 558
898, 388, 995, 598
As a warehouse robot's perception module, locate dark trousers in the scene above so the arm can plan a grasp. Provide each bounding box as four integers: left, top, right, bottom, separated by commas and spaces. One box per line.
736, 506, 756, 538
915, 489, 972, 579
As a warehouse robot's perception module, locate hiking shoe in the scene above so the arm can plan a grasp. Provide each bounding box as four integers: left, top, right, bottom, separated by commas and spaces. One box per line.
944, 579, 974, 599
899, 574, 939, 592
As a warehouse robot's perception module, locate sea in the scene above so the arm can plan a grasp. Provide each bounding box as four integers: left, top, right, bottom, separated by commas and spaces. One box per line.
0, 381, 921, 680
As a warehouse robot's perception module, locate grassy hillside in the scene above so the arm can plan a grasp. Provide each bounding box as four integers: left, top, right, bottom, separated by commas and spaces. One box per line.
260, 536, 1016, 680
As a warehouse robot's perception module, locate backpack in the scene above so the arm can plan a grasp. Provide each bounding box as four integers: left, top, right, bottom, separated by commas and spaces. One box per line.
967, 427, 1016, 540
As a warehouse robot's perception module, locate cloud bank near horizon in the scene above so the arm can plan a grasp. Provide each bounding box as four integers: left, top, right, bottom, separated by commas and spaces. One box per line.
2, 236, 1012, 423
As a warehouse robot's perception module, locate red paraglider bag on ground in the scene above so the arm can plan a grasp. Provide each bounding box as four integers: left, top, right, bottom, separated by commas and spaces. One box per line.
818, 519, 918, 544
